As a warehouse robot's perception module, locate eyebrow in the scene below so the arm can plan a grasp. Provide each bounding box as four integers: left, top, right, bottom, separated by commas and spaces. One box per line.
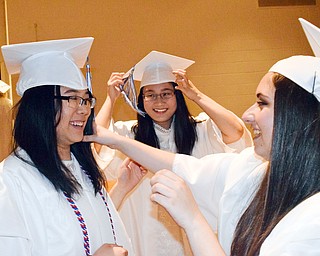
63, 88, 89, 95
144, 88, 174, 93
257, 92, 269, 100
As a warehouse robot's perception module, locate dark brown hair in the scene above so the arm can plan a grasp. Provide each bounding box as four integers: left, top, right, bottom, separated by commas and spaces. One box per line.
231, 74, 320, 255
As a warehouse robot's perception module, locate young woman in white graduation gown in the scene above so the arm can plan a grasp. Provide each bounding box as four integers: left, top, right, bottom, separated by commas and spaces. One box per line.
85, 55, 320, 255
94, 52, 252, 256
0, 38, 145, 256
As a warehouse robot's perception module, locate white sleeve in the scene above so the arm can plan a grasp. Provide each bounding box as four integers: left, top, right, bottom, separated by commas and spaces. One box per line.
0, 170, 31, 256
260, 193, 320, 256
194, 112, 252, 156
172, 152, 236, 232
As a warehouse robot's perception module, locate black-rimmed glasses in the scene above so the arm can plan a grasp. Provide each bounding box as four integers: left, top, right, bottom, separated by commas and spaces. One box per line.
54, 95, 96, 109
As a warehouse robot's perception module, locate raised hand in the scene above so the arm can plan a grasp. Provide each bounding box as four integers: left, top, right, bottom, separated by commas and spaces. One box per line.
107, 72, 125, 102
173, 69, 201, 101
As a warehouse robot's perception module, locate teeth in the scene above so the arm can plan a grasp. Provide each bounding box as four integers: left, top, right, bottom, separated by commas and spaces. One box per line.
154, 109, 166, 113
71, 121, 84, 127
253, 130, 261, 136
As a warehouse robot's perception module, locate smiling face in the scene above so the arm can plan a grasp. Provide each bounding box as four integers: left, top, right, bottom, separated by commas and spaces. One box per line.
242, 72, 275, 160
142, 82, 177, 129
56, 86, 91, 159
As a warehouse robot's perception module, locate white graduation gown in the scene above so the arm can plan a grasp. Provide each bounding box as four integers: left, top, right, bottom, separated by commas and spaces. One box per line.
94, 112, 252, 256
0, 150, 134, 256
173, 147, 320, 255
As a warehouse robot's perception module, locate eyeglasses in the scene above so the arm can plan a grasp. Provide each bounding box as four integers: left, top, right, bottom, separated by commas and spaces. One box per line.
54, 95, 96, 109
143, 90, 175, 102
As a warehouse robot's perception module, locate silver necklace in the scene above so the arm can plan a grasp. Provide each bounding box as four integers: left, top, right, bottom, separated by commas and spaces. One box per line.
154, 122, 171, 134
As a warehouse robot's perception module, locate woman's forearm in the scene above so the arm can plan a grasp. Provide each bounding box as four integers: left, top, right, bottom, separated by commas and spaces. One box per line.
109, 133, 175, 172
193, 92, 243, 144
85, 126, 175, 172
108, 182, 125, 210
184, 212, 226, 256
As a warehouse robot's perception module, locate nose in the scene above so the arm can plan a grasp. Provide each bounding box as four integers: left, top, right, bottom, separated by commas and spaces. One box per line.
242, 103, 256, 124
77, 103, 90, 115
154, 94, 166, 102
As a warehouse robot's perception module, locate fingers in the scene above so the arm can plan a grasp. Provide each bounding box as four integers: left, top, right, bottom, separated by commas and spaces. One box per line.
93, 243, 128, 256
121, 157, 131, 168
151, 169, 183, 186
124, 158, 147, 173
150, 170, 198, 227
108, 72, 125, 85
121, 158, 148, 176
149, 170, 187, 218
108, 244, 128, 256
105, 73, 124, 103
127, 160, 148, 177
173, 69, 186, 77
150, 169, 181, 198
139, 165, 148, 174
172, 69, 190, 93
150, 189, 169, 209
172, 70, 200, 101
82, 121, 97, 142
92, 120, 97, 134
82, 134, 93, 142
173, 69, 187, 84
82, 125, 113, 146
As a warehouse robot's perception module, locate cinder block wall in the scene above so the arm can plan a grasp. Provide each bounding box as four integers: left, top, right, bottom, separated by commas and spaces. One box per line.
1, 0, 319, 120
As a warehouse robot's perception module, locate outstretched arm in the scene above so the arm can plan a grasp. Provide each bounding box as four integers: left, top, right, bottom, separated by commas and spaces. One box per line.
150, 169, 226, 256
173, 70, 244, 144
84, 125, 175, 172
94, 72, 124, 153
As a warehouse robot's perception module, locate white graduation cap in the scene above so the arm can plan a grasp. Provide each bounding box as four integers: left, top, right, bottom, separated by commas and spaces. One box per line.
0, 80, 10, 94
269, 55, 320, 102
127, 51, 195, 88
299, 18, 320, 57
1, 37, 94, 96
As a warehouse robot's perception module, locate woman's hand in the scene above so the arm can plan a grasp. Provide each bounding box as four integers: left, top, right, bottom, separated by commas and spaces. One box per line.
107, 72, 125, 102
83, 124, 117, 147
93, 72, 125, 150
150, 170, 226, 256
150, 169, 200, 229
173, 69, 201, 101
174, 69, 245, 145
93, 243, 128, 256
109, 157, 147, 209
116, 157, 147, 194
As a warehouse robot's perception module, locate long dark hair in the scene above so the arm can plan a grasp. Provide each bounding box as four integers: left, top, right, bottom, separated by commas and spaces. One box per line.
13, 85, 104, 197
132, 82, 198, 155
231, 74, 320, 255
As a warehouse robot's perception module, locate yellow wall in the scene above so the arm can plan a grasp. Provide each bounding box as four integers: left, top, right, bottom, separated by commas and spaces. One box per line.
1, 0, 320, 121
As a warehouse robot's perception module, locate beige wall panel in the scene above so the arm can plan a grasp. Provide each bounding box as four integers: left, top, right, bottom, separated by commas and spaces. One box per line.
1, 0, 319, 122
0, 1, 6, 49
